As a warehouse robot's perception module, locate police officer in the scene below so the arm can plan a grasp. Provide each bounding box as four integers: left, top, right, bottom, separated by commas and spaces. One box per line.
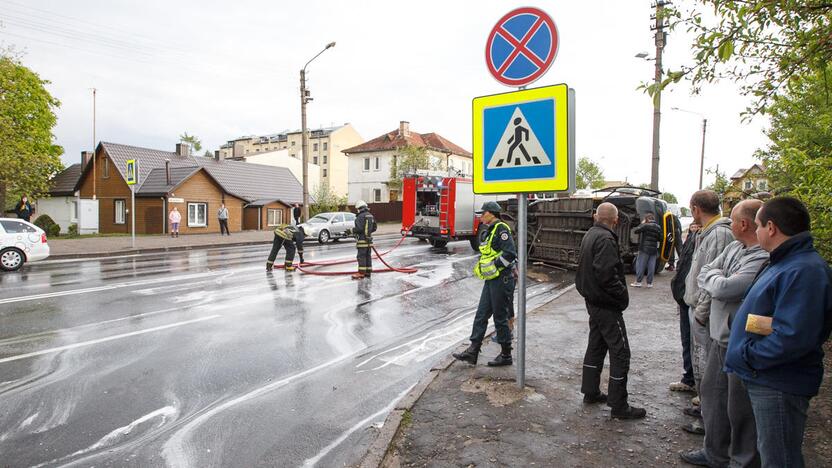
352, 200, 376, 280
266, 224, 305, 272
453, 201, 517, 366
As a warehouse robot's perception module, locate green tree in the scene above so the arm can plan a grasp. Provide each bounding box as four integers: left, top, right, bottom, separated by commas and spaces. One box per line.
575, 157, 605, 189
0, 55, 63, 212
660, 192, 678, 203
179, 132, 202, 152
388, 145, 439, 191
705, 167, 731, 202
309, 183, 347, 217
662, 1, 832, 117
756, 65, 832, 261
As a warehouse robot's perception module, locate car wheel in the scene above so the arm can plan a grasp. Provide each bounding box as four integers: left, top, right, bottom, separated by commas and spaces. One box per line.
0, 248, 25, 272
430, 239, 448, 248
318, 230, 330, 244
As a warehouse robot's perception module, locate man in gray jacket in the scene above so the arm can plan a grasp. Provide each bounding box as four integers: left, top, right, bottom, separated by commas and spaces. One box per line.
681, 200, 768, 467
683, 190, 735, 435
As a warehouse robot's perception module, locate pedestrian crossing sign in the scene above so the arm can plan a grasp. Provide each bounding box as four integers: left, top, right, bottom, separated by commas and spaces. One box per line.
126, 159, 137, 186
472, 84, 575, 194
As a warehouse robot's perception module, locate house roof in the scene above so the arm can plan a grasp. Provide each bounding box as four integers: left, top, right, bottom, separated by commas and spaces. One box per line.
48, 163, 84, 196
89, 142, 303, 204
730, 164, 766, 180
343, 127, 471, 157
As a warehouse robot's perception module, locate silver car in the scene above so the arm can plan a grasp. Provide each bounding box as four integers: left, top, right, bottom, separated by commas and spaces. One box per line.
300, 212, 356, 244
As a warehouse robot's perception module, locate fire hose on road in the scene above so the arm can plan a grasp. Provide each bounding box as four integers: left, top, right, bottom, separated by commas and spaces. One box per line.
277, 227, 419, 276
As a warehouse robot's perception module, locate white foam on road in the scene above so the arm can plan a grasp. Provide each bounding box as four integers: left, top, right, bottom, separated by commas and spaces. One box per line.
301, 383, 416, 468
0, 315, 221, 364
161, 350, 364, 468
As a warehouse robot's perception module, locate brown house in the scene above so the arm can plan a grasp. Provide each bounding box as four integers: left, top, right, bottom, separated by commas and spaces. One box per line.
72, 142, 303, 234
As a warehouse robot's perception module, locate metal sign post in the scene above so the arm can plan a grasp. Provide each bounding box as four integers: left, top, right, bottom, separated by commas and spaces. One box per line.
126, 159, 138, 249
516, 194, 528, 388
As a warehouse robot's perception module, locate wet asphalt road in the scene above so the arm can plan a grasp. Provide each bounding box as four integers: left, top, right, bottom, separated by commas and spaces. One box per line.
0, 235, 564, 467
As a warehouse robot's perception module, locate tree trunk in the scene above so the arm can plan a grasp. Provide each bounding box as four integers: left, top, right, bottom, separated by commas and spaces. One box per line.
0, 179, 6, 216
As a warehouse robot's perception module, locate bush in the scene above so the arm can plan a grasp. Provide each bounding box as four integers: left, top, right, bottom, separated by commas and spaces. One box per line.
33, 214, 60, 237
67, 223, 79, 237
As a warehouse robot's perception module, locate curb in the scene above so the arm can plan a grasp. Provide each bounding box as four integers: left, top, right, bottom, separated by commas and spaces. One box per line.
358, 284, 576, 468
46, 233, 407, 260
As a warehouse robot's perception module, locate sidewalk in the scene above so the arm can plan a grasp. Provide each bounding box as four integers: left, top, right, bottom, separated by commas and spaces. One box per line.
46, 222, 404, 259
375, 273, 831, 467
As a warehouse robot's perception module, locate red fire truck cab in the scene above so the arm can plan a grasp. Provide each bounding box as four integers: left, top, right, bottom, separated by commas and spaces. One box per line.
401, 175, 507, 249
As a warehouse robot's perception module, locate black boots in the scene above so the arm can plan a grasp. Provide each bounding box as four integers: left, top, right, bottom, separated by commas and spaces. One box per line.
453, 342, 481, 365
487, 343, 513, 367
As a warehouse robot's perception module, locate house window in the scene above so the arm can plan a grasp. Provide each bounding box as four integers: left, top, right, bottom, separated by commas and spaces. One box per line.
267, 208, 282, 226
323, 142, 328, 151
323, 169, 328, 177
373, 188, 382, 202
374, 157, 380, 170
188, 202, 207, 227
323, 155, 327, 164
313, 143, 319, 151
291, 141, 296, 146
744, 180, 753, 190
291, 153, 296, 159
103, 157, 109, 178
757, 180, 768, 191
363, 158, 370, 171
313, 156, 319, 165
71, 201, 78, 221
114, 199, 126, 224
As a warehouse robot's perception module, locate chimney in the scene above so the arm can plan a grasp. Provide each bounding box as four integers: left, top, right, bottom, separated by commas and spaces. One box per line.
81, 151, 93, 167
214, 150, 222, 162
399, 121, 410, 137
175, 143, 190, 157
165, 159, 171, 186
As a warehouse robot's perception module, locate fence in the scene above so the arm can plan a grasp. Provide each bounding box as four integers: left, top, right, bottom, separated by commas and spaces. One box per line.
337, 201, 402, 223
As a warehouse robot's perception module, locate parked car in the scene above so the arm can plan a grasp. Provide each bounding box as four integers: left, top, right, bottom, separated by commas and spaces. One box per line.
299, 212, 356, 244
0, 218, 50, 271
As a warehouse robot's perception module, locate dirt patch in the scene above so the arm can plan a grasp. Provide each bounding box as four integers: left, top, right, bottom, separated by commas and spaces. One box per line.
460, 377, 540, 407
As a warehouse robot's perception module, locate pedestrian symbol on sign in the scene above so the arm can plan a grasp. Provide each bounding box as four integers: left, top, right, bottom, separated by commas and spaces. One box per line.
488, 107, 551, 169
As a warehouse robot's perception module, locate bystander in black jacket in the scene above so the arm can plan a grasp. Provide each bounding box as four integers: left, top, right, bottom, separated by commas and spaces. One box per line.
670, 230, 699, 306
633, 221, 663, 255
576, 223, 629, 312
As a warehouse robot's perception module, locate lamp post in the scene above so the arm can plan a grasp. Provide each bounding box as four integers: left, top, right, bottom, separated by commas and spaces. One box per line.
300, 41, 336, 222
671, 107, 708, 190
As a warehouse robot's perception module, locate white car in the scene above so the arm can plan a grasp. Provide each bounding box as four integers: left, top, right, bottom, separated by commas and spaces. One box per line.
0, 218, 50, 271
299, 211, 356, 244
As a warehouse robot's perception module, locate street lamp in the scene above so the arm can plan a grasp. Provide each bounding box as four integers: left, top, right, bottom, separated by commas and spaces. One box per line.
300, 41, 336, 222
671, 107, 708, 190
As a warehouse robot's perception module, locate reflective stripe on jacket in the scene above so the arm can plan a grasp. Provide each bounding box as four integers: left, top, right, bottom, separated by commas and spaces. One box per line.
474, 221, 511, 280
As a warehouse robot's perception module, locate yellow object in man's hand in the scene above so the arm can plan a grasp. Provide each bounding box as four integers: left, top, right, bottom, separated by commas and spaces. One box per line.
746, 314, 774, 336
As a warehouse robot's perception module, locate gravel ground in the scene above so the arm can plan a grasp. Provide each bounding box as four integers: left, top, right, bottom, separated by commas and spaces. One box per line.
384, 272, 831, 467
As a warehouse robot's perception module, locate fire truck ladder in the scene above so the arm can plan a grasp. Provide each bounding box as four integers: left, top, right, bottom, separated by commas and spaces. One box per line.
438, 184, 450, 233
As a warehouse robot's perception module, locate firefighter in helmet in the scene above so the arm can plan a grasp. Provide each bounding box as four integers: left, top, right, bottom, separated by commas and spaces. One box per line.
453, 201, 517, 366
352, 200, 377, 280
266, 223, 305, 272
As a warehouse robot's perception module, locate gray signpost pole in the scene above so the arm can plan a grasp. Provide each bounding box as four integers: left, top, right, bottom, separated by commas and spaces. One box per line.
131, 186, 135, 249
516, 194, 527, 388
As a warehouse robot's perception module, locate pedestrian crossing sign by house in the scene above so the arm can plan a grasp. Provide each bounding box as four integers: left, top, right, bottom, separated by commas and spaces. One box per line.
126, 159, 137, 186
472, 84, 575, 194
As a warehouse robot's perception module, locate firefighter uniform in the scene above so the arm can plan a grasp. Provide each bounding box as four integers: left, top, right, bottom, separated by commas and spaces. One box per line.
454, 201, 517, 367
353, 201, 376, 279
266, 224, 305, 272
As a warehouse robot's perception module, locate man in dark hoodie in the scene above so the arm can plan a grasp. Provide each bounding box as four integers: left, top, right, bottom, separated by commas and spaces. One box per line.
669, 222, 700, 394
726, 197, 832, 467
576, 202, 645, 420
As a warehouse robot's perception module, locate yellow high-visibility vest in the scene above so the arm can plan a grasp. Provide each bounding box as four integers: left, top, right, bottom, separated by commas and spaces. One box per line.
474, 222, 511, 280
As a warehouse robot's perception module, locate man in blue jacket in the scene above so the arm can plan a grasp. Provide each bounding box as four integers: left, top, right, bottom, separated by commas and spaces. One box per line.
726, 197, 832, 468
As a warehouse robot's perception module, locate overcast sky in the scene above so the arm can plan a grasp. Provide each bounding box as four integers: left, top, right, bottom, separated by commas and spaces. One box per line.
0, 0, 769, 204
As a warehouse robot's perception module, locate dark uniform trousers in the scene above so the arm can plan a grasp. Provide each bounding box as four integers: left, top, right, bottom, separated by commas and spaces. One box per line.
470, 271, 515, 344
357, 244, 372, 275
268, 235, 298, 268
581, 302, 632, 411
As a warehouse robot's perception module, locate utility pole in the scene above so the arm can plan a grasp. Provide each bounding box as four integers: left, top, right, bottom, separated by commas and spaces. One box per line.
300, 42, 336, 222
699, 118, 707, 190
649, 1, 670, 191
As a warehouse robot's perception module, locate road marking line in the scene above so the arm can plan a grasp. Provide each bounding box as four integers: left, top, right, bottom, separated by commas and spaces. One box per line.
0, 315, 221, 364
301, 383, 416, 468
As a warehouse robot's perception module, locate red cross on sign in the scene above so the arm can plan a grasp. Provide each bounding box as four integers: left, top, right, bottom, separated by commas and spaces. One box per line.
485, 7, 559, 87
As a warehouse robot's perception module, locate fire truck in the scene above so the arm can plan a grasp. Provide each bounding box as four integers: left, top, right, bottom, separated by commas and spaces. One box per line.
400, 175, 510, 249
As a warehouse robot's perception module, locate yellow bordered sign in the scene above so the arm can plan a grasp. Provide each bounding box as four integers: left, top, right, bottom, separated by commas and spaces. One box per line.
126, 159, 137, 186
473, 84, 575, 194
